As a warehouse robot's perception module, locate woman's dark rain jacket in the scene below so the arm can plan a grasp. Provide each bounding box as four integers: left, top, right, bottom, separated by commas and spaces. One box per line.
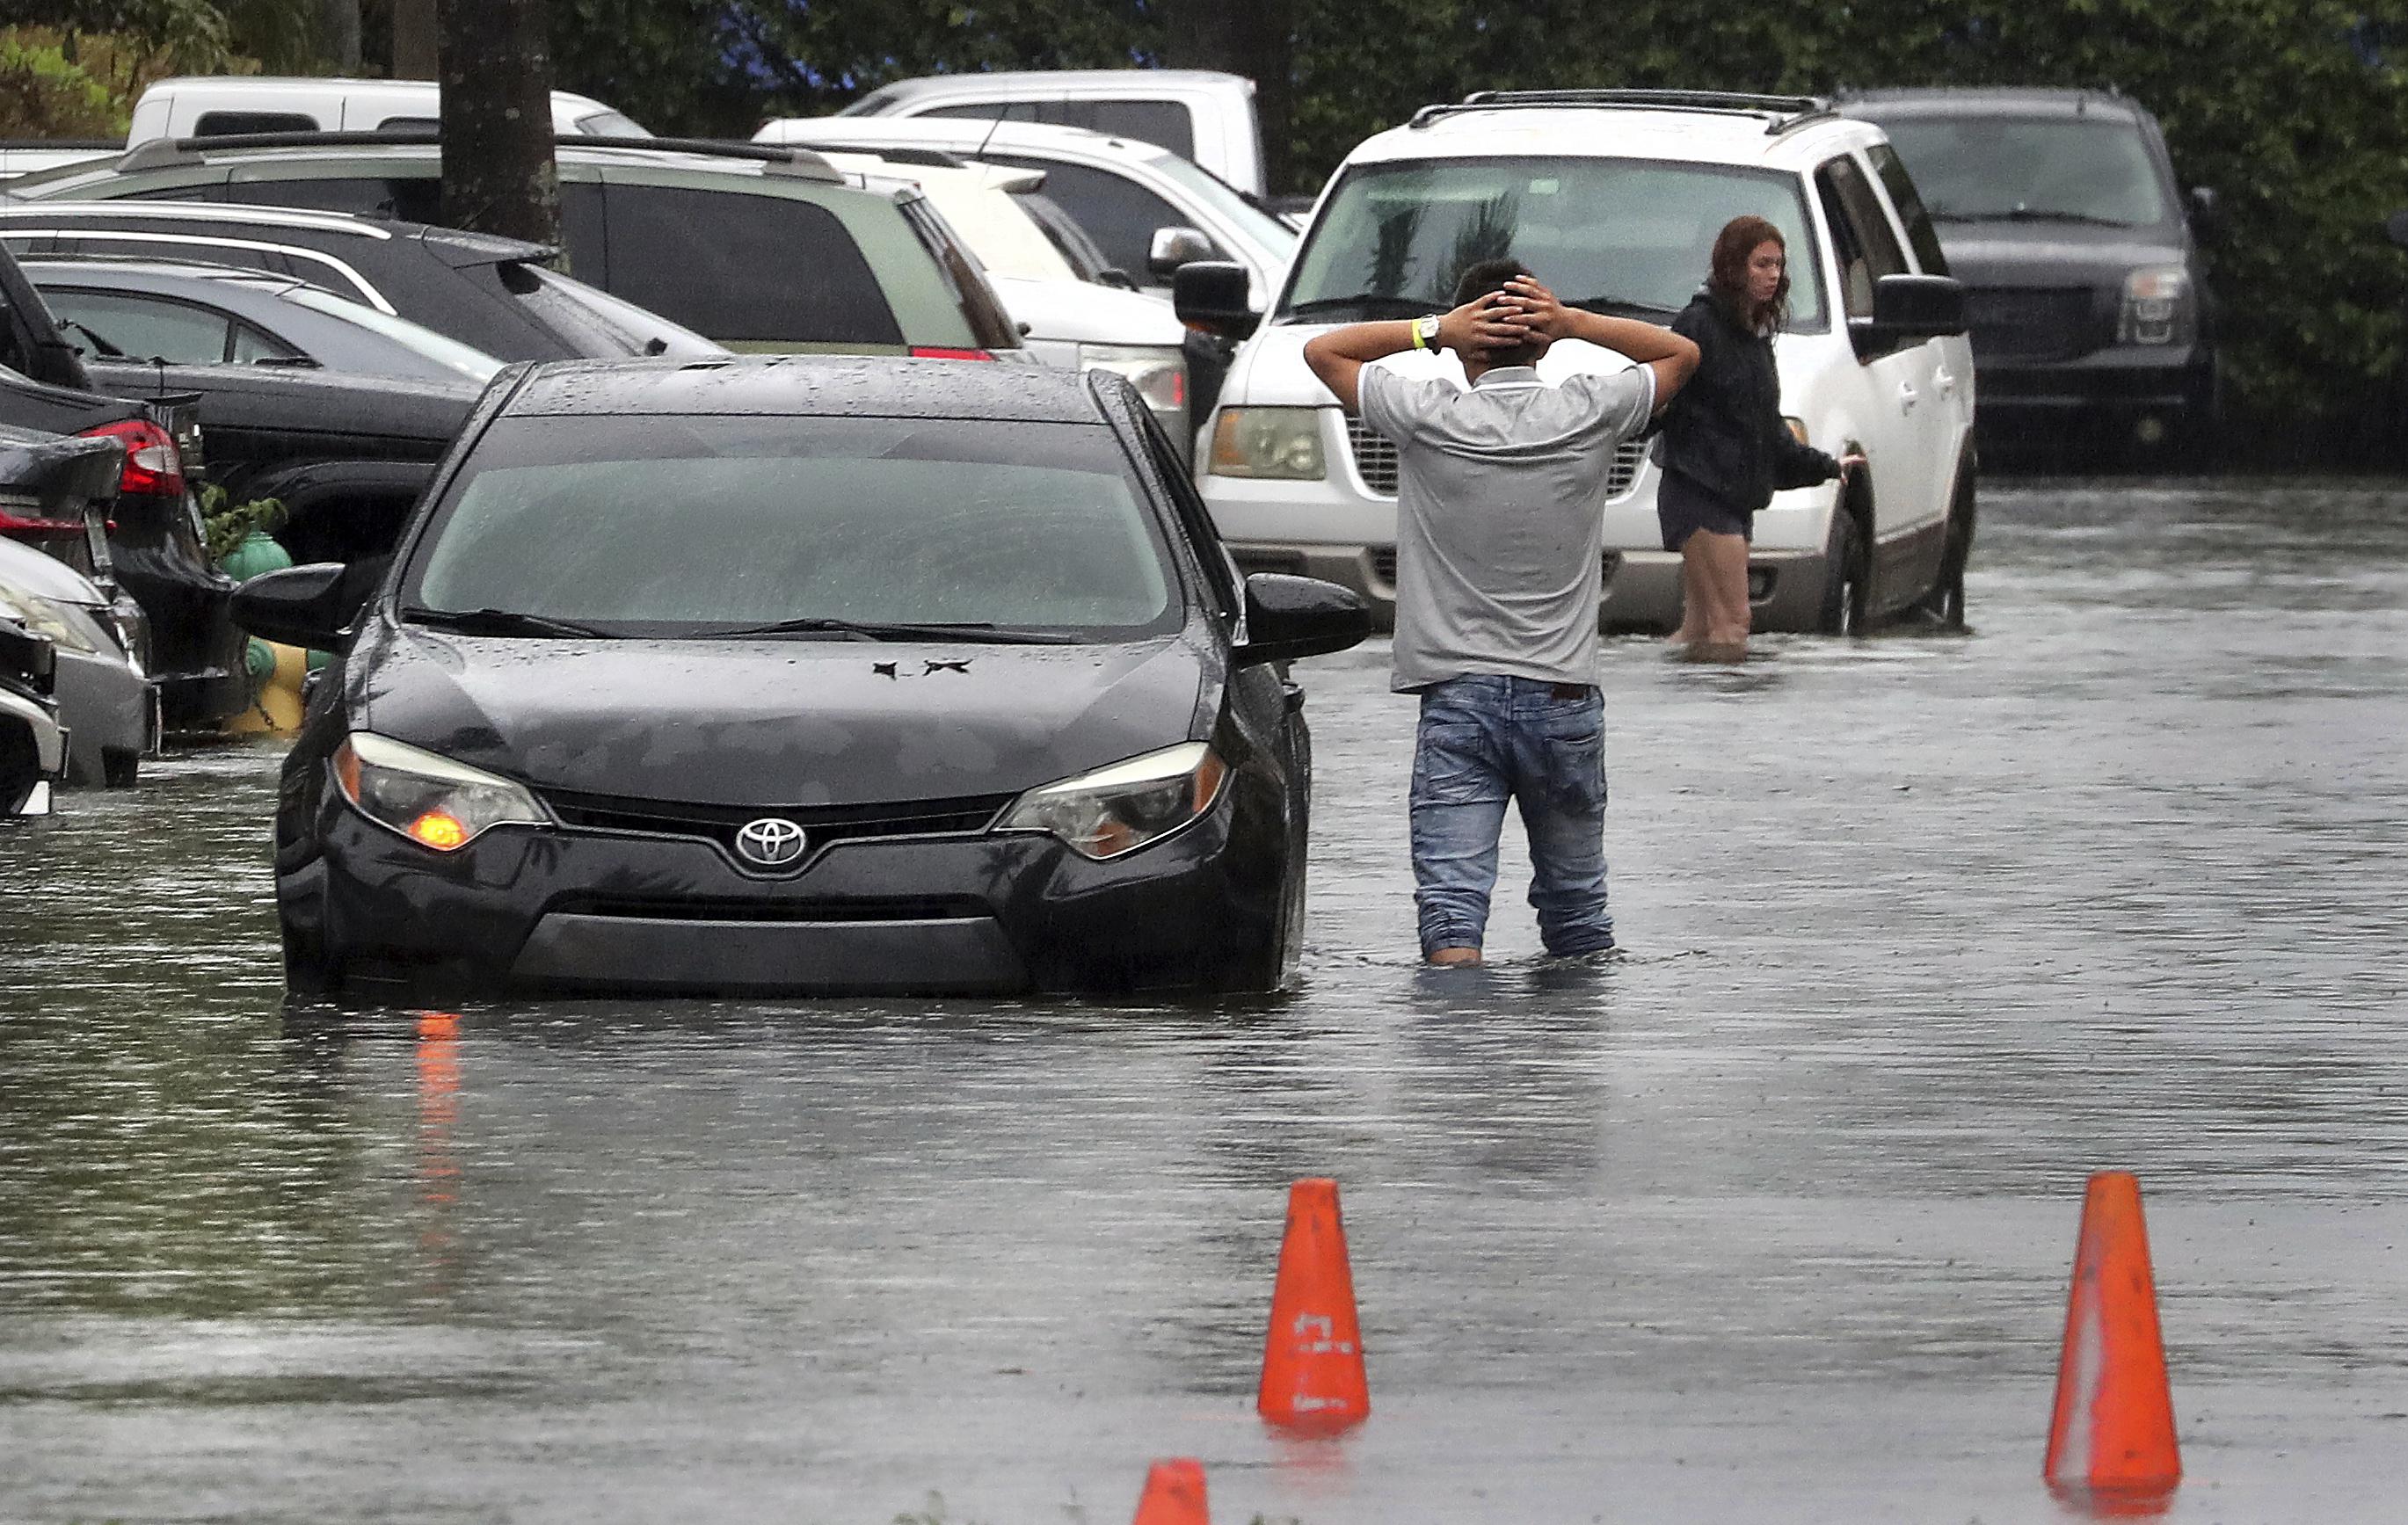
1658, 290, 1839, 514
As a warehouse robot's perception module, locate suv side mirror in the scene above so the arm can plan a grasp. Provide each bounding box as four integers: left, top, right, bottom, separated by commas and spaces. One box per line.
1233, 572, 1371, 667
1147, 225, 1216, 279
2187, 185, 2222, 236
1173, 260, 1259, 341
230, 562, 363, 652
1851, 273, 1966, 357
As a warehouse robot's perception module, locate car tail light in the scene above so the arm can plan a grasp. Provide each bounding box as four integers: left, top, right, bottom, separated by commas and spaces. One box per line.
0, 508, 84, 537
907, 345, 997, 360
79, 419, 186, 497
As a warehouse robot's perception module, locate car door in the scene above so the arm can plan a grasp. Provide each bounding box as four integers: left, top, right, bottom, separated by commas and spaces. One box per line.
1813, 153, 1942, 602
1866, 140, 1975, 523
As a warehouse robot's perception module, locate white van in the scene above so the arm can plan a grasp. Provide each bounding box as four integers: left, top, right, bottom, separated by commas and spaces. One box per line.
1182, 90, 1979, 635
126, 77, 648, 146
839, 69, 1266, 198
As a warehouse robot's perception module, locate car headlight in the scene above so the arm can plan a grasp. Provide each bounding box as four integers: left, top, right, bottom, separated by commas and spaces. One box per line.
332, 730, 550, 852
997, 741, 1228, 860
1208, 406, 1328, 480
2119, 266, 2194, 346
1081, 343, 1189, 419
0, 586, 99, 655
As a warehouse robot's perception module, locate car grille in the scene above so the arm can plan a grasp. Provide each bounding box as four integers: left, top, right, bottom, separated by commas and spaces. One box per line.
1965, 287, 2101, 363
1370, 547, 1621, 593
540, 788, 1015, 865
1345, 418, 1644, 498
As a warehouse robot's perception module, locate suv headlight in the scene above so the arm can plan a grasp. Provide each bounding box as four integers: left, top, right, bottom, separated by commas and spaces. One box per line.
1208, 406, 1328, 480
0, 586, 100, 655
1081, 343, 1189, 420
998, 741, 1228, 860
332, 730, 550, 852
2119, 266, 2194, 346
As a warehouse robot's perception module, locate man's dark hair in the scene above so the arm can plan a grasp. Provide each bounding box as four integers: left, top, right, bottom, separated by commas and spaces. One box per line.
1451, 257, 1531, 309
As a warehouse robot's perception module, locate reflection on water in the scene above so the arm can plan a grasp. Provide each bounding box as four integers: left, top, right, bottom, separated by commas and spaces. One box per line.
4, 479, 2407, 1521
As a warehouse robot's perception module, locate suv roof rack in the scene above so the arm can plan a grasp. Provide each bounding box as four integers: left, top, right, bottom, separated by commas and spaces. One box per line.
120, 129, 845, 181
1409, 89, 1837, 135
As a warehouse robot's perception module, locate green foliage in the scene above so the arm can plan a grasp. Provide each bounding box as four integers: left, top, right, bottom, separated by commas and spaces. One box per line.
198, 482, 287, 565
0, 29, 127, 137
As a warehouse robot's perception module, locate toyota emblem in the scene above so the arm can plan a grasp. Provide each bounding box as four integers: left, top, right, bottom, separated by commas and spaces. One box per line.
734, 817, 808, 868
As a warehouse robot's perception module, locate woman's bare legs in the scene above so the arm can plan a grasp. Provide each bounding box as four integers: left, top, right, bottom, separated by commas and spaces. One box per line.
1689, 528, 1753, 659
1671, 536, 1711, 647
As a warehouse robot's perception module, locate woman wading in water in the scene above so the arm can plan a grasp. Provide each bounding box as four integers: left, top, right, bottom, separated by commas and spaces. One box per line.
1657, 214, 1859, 659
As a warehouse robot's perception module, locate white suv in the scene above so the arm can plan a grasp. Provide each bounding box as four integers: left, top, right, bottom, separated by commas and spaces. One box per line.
1182, 90, 1979, 634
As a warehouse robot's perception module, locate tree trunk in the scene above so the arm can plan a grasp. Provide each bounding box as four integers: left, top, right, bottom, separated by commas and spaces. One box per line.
435, 0, 560, 250
1162, 0, 1295, 194
392, 0, 438, 78
318, 0, 361, 72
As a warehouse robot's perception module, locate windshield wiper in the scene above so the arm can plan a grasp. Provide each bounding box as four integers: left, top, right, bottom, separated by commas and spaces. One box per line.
1931, 207, 2131, 227
1280, 293, 1431, 321
1568, 295, 1679, 318
401, 606, 621, 639
60, 320, 127, 359
702, 615, 1080, 644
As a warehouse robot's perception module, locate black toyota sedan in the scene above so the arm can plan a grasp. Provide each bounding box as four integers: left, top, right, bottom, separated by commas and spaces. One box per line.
234, 356, 1369, 999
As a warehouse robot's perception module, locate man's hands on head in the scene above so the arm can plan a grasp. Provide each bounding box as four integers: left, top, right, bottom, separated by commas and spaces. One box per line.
1437, 290, 1542, 358
1495, 277, 1574, 344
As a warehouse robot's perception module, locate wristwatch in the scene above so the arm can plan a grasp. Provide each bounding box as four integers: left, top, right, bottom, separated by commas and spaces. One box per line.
1411, 314, 1441, 351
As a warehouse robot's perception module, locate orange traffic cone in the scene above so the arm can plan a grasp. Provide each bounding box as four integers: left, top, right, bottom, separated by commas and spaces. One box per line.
1256, 1177, 1370, 1430
1131, 1457, 1209, 1525
2044, 1172, 2180, 1492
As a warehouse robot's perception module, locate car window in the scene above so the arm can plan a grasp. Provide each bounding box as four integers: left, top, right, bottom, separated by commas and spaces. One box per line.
1085, 100, 1197, 162
40, 288, 234, 363
502, 264, 724, 359
281, 285, 503, 379
1284, 156, 1828, 331
1015, 190, 1116, 282
985, 156, 1222, 281
222, 173, 444, 226
228, 320, 302, 364
600, 185, 905, 346
405, 415, 1178, 636
193, 111, 320, 137
1869, 115, 2175, 227
897, 199, 1022, 351
571, 110, 647, 137
374, 115, 440, 133
1815, 155, 1908, 320
1866, 142, 1949, 276
1132, 404, 1236, 619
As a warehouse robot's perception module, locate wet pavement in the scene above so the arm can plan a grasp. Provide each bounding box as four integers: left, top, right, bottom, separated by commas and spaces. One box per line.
4, 476, 2406, 1522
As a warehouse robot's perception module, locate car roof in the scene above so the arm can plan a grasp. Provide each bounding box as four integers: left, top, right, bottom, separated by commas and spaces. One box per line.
859, 69, 1250, 99
1837, 87, 2150, 124
1344, 98, 1881, 173
142, 75, 615, 113
759, 116, 1175, 165
506, 355, 1108, 423
0, 200, 556, 264
15, 253, 308, 292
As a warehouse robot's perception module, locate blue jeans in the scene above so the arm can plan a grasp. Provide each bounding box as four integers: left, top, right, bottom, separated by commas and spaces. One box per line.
1408, 675, 1613, 957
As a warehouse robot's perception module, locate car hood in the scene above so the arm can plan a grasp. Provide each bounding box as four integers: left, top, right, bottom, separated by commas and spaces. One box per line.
1934, 219, 2187, 287
988, 275, 1186, 349
1222, 319, 1646, 407
351, 622, 1211, 807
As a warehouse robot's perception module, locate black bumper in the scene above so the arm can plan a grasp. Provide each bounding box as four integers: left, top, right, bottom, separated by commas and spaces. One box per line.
1975, 344, 2215, 431
286, 788, 1285, 999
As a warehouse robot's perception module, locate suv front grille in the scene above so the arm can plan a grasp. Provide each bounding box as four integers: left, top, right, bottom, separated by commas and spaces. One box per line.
1370, 547, 1621, 594
1965, 287, 2101, 363
1345, 418, 1645, 498
540, 788, 1015, 863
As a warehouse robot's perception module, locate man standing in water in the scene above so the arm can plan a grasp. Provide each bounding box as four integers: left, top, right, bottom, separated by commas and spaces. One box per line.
1304, 259, 1698, 966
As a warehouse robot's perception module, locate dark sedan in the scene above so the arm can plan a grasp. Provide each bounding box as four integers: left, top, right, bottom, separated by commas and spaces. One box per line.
235, 357, 1370, 998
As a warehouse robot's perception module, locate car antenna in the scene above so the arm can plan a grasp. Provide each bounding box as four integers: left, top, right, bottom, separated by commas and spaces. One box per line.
975, 111, 1005, 161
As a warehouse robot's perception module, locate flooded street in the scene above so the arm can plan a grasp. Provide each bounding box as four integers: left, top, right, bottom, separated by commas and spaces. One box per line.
4, 476, 2406, 1521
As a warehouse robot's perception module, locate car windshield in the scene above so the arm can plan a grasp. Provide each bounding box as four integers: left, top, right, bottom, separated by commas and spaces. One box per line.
1872, 116, 2174, 227
403, 414, 1177, 638
1281, 156, 1827, 330
281, 286, 504, 381
1141, 149, 1298, 259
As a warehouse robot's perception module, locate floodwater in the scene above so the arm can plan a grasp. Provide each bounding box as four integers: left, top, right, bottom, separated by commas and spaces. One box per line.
4, 477, 2405, 1523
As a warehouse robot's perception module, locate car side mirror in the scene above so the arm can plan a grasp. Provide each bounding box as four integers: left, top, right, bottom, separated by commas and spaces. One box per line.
1147, 225, 1216, 279
2387, 208, 2408, 249
1173, 260, 1259, 341
230, 562, 363, 652
1233, 572, 1371, 667
1851, 273, 1966, 358
2187, 185, 2222, 236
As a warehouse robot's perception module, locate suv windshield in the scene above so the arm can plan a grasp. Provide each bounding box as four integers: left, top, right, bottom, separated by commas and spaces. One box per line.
1281, 156, 1827, 330
403, 415, 1176, 638
1873, 117, 2173, 227
1144, 149, 1299, 259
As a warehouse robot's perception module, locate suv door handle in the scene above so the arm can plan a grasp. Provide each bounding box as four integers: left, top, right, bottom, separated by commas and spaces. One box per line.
1934, 367, 1958, 398
1898, 381, 1920, 413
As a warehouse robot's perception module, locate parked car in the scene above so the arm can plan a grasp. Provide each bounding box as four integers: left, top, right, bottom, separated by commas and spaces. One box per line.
127, 76, 648, 145
0, 530, 155, 786
0, 140, 118, 182
753, 117, 1298, 303
1837, 88, 2218, 456
9, 134, 1029, 361
20, 257, 503, 385
1182, 89, 1976, 635
0, 608, 67, 817
816, 150, 1193, 443
233, 354, 1370, 999
0, 249, 240, 728
840, 69, 1269, 198
0, 203, 727, 365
